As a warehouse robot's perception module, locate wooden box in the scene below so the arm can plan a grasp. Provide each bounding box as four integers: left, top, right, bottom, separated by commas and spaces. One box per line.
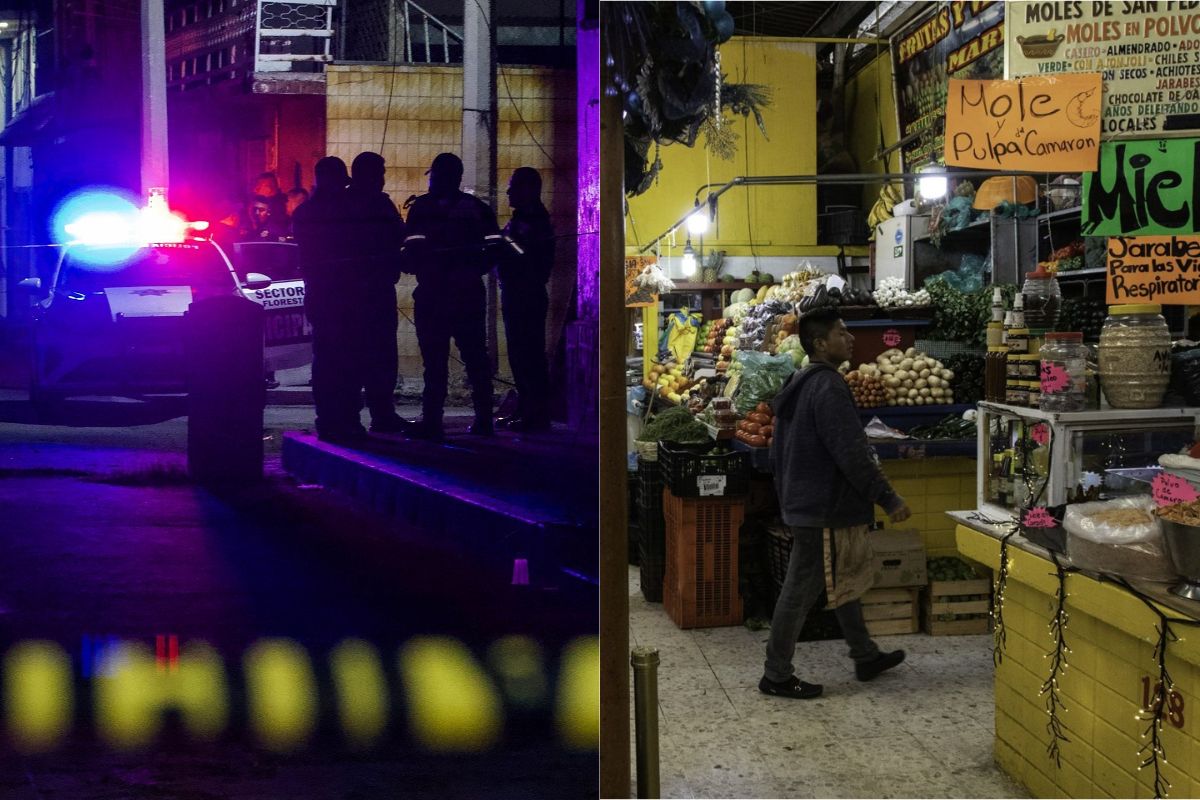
861, 587, 920, 636
923, 578, 992, 635
662, 490, 745, 629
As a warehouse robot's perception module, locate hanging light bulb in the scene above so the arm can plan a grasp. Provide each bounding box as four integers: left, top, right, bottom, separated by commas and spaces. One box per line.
686, 200, 709, 236
681, 240, 697, 277
918, 165, 948, 200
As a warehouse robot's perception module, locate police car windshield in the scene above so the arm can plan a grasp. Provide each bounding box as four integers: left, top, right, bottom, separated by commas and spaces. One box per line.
60, 244, 236, 293
230, 241, 301, 282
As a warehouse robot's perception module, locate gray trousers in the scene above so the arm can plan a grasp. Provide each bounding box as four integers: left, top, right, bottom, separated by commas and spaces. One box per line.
764, 526, 880, 683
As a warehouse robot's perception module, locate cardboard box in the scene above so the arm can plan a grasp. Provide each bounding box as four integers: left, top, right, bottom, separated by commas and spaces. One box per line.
870, 529, 928, 588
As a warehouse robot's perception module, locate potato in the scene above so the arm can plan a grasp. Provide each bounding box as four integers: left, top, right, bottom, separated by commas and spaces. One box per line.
919, 368, 931, 379
928, 376, 941, 388
902, 379, 914, 389
915, 378, 928, 389
885, 376, 901, 388
943, 370, 955, 381
919, 387, 930, 397
880, 363, 896, 374
905, 347, 917, 358
899, 358, 914, 370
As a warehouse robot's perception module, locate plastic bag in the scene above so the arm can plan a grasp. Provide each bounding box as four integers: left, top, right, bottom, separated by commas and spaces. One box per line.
1064, 496, 1176, 581
733, 351, 795, 414
1169, 345, 1200, 405
930, 254, 987, 294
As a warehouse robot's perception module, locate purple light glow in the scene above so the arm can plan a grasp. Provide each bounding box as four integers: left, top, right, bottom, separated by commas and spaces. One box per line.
576, 22, 600, 321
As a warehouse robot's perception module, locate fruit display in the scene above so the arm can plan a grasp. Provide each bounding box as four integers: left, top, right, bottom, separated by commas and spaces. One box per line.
845, 370, 890, 408
643, 362, 700, 404
796, 284, 875, 313
699, 318, 733, 355
867, 183, 903, 236
767, 314, 799, 354
734, 402, 775, 448
873, 277, 931, 309
777, 265, 828, 302
776, 334, 807, 367
1039, 240, 1085, 273
737, 300, 792, 351
944, 353, 985, 403
859, 347, 956, 406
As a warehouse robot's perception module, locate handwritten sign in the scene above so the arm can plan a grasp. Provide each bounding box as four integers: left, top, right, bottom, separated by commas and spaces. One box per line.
892, 2, 1006, 171
882, 329, 902, 348
1040, 362, 1071, 395
1107, 234, 1200, 304
1023, 507, 1058, 528
625, 256, 659, 308
1008, 2, 1200, 136
945, 73, 1103, 171
1083, 139, 1200, 236
1152, 472, 1199, 507
1031, 423, 1051, 446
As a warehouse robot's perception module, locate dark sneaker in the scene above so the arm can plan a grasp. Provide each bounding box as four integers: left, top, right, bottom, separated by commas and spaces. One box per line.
405, 420, 445, 442
369, 414, 410, 434
318, 426, 369, 445
855, 649, 906, 682
758, 675, 823, 699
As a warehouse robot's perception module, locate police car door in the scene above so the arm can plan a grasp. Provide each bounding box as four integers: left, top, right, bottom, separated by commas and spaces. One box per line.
228, 241, 313, 371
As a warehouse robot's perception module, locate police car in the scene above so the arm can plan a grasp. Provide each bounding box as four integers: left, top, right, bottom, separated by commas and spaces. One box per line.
226, 240, 312, 372
21, 209, 311, 408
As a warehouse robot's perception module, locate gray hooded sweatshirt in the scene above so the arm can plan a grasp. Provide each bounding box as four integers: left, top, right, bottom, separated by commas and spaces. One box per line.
770, 362, 904, 528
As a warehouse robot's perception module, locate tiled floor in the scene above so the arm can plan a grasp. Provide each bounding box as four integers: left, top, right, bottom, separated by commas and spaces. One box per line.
628, 567, 1031, 799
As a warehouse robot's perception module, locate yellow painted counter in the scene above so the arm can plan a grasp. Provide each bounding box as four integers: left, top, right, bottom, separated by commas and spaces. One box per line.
875, 457, 977, 558
953, 516, 1200, 799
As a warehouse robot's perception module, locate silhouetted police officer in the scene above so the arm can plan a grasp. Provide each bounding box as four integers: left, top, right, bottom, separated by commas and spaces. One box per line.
401, 152, 499, 441
497, 167, 555, 432
292, 157, 362, 442
346, 151, 407, 434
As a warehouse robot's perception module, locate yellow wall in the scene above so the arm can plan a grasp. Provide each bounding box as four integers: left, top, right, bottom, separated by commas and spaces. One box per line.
846, 51, 903, 214
875, 457, 976, 557
958, 525, 1200, 799
624, 38, 818, 258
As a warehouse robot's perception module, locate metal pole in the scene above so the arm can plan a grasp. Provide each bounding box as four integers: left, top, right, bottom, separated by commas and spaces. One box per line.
141, 0, 170, 197
631, 647, 661, 799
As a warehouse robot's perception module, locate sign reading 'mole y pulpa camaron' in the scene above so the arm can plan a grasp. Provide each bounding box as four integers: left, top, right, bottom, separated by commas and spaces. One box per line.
1083, 138, 1200, 235
944, 73, 1102, 170
1007, 1, 1200, 137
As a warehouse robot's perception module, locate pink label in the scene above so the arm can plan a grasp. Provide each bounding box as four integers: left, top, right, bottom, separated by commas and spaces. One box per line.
1023, 507, 1057, 528
1031, 423, 1050, 446
1040, 361, 1071, 394
882, 329, 901, 348
1153, 473, 1199, 507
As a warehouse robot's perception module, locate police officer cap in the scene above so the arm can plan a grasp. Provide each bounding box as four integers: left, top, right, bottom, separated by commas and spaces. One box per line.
427, 152, 463, 177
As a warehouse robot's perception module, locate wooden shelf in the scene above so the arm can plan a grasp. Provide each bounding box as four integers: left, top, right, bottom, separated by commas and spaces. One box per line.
667, 282, 753, 291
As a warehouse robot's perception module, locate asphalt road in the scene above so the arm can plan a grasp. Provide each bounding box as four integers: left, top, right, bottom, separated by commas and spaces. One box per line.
0, 392, 596, 798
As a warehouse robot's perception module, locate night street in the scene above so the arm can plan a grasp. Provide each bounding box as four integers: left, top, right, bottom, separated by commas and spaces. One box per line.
0, 392, 595, 797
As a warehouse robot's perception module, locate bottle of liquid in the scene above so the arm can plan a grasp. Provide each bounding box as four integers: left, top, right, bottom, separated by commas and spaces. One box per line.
1012, 293, 1026, 329
991, 287, 1005, 323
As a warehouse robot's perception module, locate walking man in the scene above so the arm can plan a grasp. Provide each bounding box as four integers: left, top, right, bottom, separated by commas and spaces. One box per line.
496, 167, 555, 432
292, 157, 362, 442
400, 152, 500, 441
345, 151, 407, 434
761, 307, 911, 699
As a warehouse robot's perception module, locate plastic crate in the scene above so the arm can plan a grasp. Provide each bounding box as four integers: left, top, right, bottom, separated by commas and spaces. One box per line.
662, 489, 745, 628
637, 457, 665, 602
657, 441, 749, 498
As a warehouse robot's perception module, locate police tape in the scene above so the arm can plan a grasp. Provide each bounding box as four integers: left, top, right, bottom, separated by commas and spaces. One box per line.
3, 635, 598, 754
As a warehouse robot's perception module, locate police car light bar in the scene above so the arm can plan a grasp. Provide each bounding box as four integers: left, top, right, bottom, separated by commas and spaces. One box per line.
65, 194, 209, 247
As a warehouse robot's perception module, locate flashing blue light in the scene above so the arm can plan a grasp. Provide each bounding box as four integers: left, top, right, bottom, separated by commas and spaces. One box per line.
52, 189, 142, 267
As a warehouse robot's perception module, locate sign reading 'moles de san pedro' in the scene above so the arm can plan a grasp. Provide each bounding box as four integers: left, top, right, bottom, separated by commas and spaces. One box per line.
1007, 1, 1200, 136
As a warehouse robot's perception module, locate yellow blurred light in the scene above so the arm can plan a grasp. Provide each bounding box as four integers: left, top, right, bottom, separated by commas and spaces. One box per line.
93, 641, 161, 750
172, 642, 229, 741
4, 641, 72, 753
556, 637, 599, 750
244, 639, 318, 752
487, 636, 548, 710
330, 639, 389, 749
398, 637, 502, 751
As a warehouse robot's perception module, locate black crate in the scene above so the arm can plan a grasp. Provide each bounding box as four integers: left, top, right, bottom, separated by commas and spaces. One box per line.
764, 524, 843, 642
639, 557, 665, 603
637, 458, 666, 602
657, 441, 749, 498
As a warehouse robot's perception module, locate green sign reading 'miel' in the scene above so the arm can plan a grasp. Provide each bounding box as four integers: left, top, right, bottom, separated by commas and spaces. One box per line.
1082, 139, 1200, 237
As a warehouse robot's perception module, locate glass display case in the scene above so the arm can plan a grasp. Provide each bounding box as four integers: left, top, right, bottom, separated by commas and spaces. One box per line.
976, 402, 1200, 516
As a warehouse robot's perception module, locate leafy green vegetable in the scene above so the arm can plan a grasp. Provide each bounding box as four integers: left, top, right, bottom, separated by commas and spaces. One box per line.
637, 406, 709, 443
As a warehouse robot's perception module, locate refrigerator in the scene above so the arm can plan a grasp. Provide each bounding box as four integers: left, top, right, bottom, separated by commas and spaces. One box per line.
872, 215, 931, 288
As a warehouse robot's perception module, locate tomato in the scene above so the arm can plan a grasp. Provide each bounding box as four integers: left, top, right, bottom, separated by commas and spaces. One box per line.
747, 434, 766, 447
743, 421, 761, 435
756, 402, 772, 415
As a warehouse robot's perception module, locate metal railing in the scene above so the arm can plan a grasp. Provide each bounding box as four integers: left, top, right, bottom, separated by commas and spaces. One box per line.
337, 0, 462, 64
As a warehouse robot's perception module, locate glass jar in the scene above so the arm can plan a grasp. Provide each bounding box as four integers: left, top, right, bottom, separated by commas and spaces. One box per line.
1039, 332, 1088, 412
1099, 304, 1172, 409
1006, 328, 1031, 356
1016, 355, 1040, 380
1021, 380, 1041, 408
986, 346, 1008, 402
1022, 270, 1062, 330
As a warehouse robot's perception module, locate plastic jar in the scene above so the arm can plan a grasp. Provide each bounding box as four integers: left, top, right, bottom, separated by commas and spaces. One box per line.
1099, 304, 1172, 409
1007, 328, 1031, 356
1039, 332, 1088, 412
986, 346, 1008, 402
1022, 270, 1062, 330
1021, 380, 1041, 408
1016, 355, 1040, 380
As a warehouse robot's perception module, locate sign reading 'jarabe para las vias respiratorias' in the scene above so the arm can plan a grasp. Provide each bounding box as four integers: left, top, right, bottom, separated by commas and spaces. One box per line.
944, 73, 1103, 171
1107, 234, 1200, 304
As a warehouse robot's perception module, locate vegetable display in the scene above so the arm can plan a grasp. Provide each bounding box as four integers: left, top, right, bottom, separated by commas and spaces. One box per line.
735, 402, 775, 448
909, 413, 976, 440
1057, 297, 1105, 341
927, 556, 983, 582
926, 280, 1015, 347
944, 353, 985, 403
873, 277, 931, 309
636, 406, 710, 443
851, 347, 956, 406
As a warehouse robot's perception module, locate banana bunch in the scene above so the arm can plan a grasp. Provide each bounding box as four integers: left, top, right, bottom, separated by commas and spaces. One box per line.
867, 183, 904, 239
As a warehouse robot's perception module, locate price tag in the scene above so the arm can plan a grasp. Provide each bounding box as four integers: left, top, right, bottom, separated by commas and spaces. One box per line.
1152, 472, 1199, 507
697, 475, 727, 497
1031, 423, 1050, 446
882, 329, 902, 348
1040, 361, 1070, 394
1022, 507, 1057, 529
